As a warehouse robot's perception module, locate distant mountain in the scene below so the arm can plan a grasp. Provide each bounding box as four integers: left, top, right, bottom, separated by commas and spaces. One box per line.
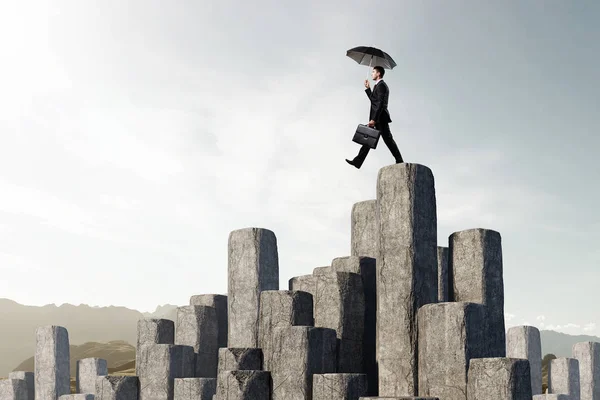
539, 329, 600, 357
0, 299, 177, 377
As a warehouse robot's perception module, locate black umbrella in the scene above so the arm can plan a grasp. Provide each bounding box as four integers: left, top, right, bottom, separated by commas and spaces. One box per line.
346, 46, 397, 78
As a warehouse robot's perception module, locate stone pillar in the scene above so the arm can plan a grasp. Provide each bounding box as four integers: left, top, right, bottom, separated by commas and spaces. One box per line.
8, 372, 34, 400
312, 373, 367, 400
314, 271, 365, 373
175, 305, 219, 378
417, 302, 490, 400
228, 227, 279, 348
330, 256, 377, 395
549, 357, 580, 400
288, 275, 316, 296
437, 246, 449, 302
351, 199, 377, 258
376, 163, 438, 396
506, 325, 542, 395
189, 294, 228, 349
572, 341, 600, 400
0, 378, 29, 400
137, 344, 196, 400
449, 228, 505, 357
35, 325, 70, 400
216, 371, 271, 399
95, 376, 139, 400
270, 326, 337, 400
532, 395, 572, 400
76, 358, 108, 394
466, 357, 532, 400
59, 396, 94, 400
259, 290, 313, 369
217, 348, 263, 373
137, 318, 175, 348
174, 378, 216, 400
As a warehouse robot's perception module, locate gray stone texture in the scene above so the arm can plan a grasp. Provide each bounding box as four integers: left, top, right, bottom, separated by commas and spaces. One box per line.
58, 396, 94, 400
8, 372, 34, 400
173, 378, 216, 400
449, 228, 505, 357
314, 271, 365, 373
506, 325, 542, 395
189, 294, 229, 349
95, 376, 139, 400
572, 341, 600, 400
227, 227, 279, 348
549, 357, 580, 400
76, 358, 108, 394
376, 163, 438, 397
312, 266, 331, 275
175, 305, 219, 378
217, 348, 263, 374
351, 200, 377, 258
437, 246, 449, 302
259, 290, 313, 369
216, 371, 271, 400
533, 396, 573, 400
35, 325, 70, 400
288, 275, 316, 297
0, 379, 29, 400
136, 344, 196, 400
312, 373, 367, 400
466, 357, 532, 400
270, 326, 337, 400
358, 397, 440, 399
137, 319, 175, 348
417, 302, 490, 400
330, 256, 377, 395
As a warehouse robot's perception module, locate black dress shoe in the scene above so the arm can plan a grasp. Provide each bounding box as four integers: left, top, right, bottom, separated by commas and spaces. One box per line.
346, 159, 360, 169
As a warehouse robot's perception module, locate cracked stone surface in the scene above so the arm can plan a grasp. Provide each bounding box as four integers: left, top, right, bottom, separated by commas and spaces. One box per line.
351, 199, 377, 258
312, 373, 367, 400
216, 371, 270, 400
137, 344, 195, 400
174, 378, 216, 400
76, 358, 108, 394
9, 372, 34, 400
189, 294, 228, 349
549, 357, 580, 400
35, 325, 70, 400
175, 305, 218, 378
218, 348, 263, 373
0, 378, 29, 400
506, 325, 542, 395
467, 357, 532, 400
572, 341, 600, 400
95, 376, 139, 400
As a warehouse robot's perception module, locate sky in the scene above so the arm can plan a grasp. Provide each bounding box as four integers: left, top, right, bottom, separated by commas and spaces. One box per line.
0, 1, 598, 336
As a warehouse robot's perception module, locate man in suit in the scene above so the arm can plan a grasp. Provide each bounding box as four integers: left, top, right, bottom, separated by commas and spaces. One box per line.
346, 66, 404, 169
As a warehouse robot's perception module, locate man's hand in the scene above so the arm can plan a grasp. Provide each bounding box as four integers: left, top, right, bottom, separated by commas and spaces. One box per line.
368, 120, 375, 127
364, 79, 370, 89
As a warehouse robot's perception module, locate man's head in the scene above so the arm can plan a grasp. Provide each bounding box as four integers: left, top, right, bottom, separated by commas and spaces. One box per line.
372, 66, 385, 80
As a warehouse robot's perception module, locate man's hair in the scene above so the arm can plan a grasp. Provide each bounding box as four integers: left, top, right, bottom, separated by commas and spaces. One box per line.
374, 66, 385, 78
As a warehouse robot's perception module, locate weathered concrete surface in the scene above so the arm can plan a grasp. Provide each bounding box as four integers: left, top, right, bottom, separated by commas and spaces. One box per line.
35, 325, 70, 400
137, 319, 175, 347
0, 378, 29, 400
76, 358, 108, 394
358, 397, 440, 399
8, 372, 34, 400
572, 341, 600, 400
58, 395, 94, 400
532, 395, 573, 400
417, 302, 490, 400
467, 357, 532, 400
174, 378, 216, 400
330, 256, 377, 395
351, 200, 377, 258
136, 344, 196, 400
312, 373, 367, 400
449, 228, 505, 357
175, 305, 218, 378
228, 227, 279, 348
437, 246, 449, 302
506, 325, 542, 395
95, 376, 139, 400
259, 290, 313, 369
216, 370, 271, 400
217, 348, 263, 373
288, 275, 316, 296
189, 294, 228, 349
376, 163, 438, 397
312, 266, 331, 275
549, 357, 580, 400
270, 326, 337, 400
314, 271, 365, 373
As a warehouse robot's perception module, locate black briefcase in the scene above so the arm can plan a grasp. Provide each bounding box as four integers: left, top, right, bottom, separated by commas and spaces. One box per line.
352, 124, 380, 149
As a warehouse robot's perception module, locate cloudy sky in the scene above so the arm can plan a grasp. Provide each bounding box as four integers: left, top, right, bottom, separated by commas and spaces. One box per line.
0, 1, 598, 335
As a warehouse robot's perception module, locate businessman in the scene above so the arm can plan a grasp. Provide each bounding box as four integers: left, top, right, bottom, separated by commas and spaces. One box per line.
346, 66, 403, 169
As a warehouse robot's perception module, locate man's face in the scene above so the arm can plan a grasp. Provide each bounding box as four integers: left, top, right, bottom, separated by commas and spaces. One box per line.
371, 68, 379, 80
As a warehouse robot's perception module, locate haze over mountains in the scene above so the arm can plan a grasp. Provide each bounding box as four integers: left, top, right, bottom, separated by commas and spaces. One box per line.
0, 298, 595, 377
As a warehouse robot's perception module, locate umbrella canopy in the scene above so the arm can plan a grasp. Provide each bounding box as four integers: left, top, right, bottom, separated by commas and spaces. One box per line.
346, 46, 397, 70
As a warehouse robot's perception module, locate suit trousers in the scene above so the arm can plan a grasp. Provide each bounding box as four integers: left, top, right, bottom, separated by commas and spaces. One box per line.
352, 121, 403, 168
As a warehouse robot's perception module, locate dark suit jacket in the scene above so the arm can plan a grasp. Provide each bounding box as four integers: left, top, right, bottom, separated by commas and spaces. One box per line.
365, 80, 392, 124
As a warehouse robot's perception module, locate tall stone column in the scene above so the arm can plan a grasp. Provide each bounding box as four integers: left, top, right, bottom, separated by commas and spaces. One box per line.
376, 163, 438, 396
449, 228, 505, 357
35, 325, 70, 400
189, 294, 228, 349
175, 305, 219, 378
506, 325, 542, 395
351, 200, 377, 258
76, 358, 108, 394
228, 227, 279, 348
549, 357, 581, 400
572, 341, 600, 400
